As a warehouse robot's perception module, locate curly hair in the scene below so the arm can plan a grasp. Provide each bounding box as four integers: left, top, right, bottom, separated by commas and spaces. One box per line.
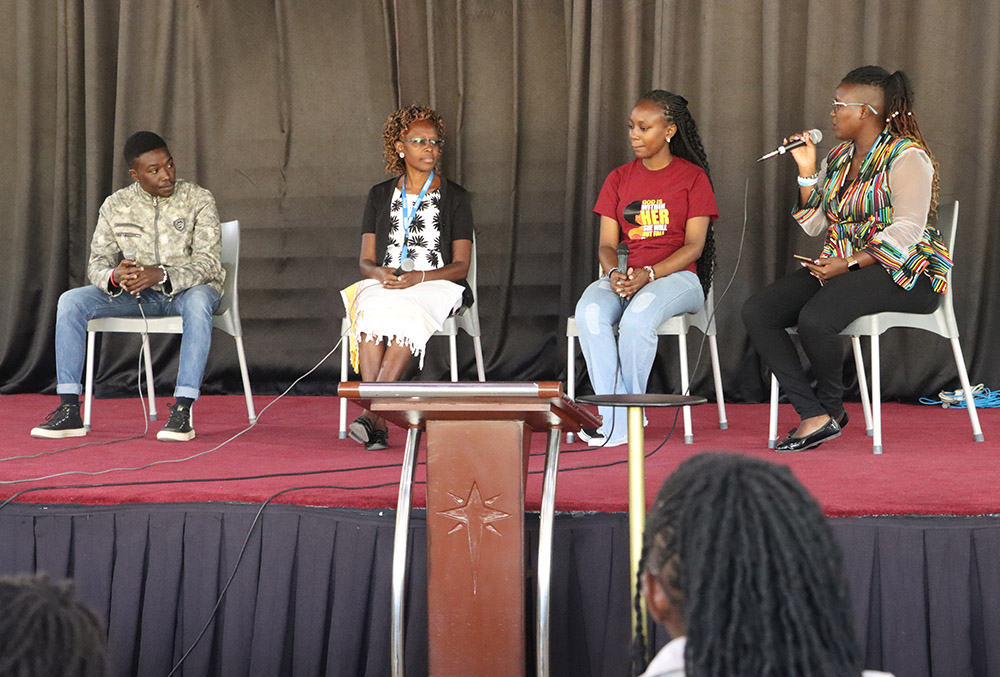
631, 453, 862, 676
842, 65, 939, 215
638, 90, 716, 296
382, 105, 446, 175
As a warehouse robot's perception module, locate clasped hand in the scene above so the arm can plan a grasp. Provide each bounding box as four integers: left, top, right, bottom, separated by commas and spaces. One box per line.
610, 267, 650, 299
116, 261, 163, 295
801, 257, 848, 282
380, 268, 422, 289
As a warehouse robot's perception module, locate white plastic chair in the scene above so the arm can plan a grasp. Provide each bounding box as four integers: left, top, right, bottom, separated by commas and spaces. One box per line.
768, 201, 984, 453
566, 284, 728, 444
338, 234, 486, 438
83, 220, 257, 429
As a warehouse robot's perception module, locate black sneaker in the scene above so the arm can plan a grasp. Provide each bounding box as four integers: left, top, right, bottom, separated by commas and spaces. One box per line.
157, 403, 195, 442
30, 403, 86, 439
365, 427, 389, 451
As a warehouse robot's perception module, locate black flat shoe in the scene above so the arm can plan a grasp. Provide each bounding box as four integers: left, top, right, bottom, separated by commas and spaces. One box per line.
786, 411, 848, 439
774, 418, 842, 453
348, 415, 375, 445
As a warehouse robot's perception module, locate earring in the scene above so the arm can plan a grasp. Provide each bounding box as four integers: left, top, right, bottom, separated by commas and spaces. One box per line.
666, 137, 672, 143
399, 152, 405, 158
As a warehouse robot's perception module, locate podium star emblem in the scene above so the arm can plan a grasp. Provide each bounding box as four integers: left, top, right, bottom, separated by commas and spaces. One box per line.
438, 481, 510, 593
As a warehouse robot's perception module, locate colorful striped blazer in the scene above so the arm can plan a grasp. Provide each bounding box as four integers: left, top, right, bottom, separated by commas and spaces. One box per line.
792, 128, 952, 293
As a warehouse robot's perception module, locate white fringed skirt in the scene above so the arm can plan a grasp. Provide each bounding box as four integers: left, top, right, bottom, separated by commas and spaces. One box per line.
341, 279, 464, 372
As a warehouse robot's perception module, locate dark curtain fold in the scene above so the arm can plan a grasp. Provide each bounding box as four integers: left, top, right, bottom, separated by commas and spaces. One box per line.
2, 0, 999, 404
2, 505, 999, 676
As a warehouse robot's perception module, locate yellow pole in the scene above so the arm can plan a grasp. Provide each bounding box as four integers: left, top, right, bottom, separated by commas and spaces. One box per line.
627, 405, 647, 641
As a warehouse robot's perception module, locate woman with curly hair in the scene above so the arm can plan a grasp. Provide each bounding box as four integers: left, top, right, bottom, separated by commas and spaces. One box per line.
341, 105, 473, 450
575, 90, 718, 447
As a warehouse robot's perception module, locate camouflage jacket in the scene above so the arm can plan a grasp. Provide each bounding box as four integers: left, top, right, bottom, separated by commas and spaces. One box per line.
87, 179, 226, 296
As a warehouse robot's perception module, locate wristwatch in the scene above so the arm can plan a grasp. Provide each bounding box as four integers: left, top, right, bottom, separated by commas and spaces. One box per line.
846, 255, 860, 271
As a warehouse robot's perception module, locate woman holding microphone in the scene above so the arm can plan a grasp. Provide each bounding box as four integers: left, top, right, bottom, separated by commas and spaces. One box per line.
342, 105, 473, 450
742, 66, 952, 452
575, 90, 718, 447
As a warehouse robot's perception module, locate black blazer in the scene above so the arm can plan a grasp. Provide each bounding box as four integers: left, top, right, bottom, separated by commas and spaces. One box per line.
361, 176, 474, 306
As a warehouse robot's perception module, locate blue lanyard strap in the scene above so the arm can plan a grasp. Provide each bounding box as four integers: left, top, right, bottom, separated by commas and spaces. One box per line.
399, 171, 434, 260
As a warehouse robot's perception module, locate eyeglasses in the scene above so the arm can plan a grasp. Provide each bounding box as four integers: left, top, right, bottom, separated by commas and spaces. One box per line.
403, 138, 444, 148
831, 99, 878, 115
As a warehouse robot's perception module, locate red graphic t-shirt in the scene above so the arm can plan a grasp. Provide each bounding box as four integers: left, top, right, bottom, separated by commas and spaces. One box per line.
593, 156, 718, 273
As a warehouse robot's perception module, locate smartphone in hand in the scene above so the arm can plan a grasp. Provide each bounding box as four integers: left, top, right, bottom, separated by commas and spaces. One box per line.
793, 254, 817, 263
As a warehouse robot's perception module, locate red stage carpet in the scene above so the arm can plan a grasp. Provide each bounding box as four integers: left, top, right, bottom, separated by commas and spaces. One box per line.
1, 393, 996, 516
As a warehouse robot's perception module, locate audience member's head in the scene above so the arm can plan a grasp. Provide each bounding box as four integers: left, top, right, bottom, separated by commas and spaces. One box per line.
0, 573, 107, 677
636, 452, 862, 676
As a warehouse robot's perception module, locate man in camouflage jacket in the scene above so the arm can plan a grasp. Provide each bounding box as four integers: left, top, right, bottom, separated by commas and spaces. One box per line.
32, 131, 225, 442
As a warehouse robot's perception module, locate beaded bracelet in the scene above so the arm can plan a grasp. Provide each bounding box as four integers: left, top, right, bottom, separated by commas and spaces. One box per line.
797, 172, 820, 187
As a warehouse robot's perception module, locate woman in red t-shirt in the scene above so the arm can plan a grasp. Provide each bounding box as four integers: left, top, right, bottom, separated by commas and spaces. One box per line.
575, 91, 719, 447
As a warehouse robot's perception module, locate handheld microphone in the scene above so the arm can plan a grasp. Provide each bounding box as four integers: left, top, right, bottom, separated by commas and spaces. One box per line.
392, 258, 415, 276
616, 242, 629, 275
615, 242, 629, 306
756, 129, 823, 162
122, 247, 140, 300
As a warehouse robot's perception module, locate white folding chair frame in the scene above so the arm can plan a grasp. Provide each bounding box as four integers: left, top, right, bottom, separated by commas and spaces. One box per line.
83, 220, 256, 429
767, 201, 984, 453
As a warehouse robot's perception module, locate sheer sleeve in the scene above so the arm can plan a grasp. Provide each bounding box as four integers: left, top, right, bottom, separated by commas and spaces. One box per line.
790, 157, 830, 237
869, 147, 933, 252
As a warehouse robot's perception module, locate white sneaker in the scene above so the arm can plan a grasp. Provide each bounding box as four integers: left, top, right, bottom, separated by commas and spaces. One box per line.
578, 429, 628, 448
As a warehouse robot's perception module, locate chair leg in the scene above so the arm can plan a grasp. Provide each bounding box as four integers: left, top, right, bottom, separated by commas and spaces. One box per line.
449, 334, 458, 382
677, 333, 693, 444
473, 336, 486, 382
851, 336, 873, 436
339, 331, 349, 439
142, 334, 157, 421
949, 337, 985, 442
708, 335, 728, 429
234, 336, 257, 424
768, 374, 779, 449
84, 330, 96, 431
566, 334, 576, 444
870, 334, 882, 454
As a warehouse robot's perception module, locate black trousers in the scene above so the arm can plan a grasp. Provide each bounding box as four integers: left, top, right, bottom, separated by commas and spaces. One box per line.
741, 266, 939, 419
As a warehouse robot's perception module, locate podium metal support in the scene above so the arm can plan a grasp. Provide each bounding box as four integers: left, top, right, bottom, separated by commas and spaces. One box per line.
391, 426, 422, 677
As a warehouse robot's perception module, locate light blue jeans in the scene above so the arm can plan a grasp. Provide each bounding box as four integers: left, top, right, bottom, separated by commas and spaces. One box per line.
575, 270, 704, 439
55, 284, 221, 400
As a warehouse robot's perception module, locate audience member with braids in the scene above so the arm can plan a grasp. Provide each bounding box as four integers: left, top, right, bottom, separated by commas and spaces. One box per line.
575, 90, 719, 447
341, 105, 473, 450
742, 66, 951, 452
634, 452, 893, 677
0, 573, 107, 676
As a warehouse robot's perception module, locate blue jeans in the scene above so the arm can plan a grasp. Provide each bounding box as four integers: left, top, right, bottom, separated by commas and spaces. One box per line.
575, 271, 704, 438
55, 284, 221, 400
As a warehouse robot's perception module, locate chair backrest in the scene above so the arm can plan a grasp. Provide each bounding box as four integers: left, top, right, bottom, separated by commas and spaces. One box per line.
455, 231, 481, 336
213, 220, 243, 336
934, 200, 958, 286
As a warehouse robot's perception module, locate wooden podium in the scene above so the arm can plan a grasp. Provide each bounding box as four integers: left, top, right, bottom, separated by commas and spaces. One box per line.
338, 382, 600, 677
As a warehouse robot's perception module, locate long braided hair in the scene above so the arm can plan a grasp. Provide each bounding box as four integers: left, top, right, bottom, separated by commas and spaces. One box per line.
841, 66, 939, 215
631, 453, 862, 676
0, 573, 108, 677
638, 90, 716, 296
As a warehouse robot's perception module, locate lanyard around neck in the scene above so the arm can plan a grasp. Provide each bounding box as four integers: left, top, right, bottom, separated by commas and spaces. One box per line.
399, 171, 434, 260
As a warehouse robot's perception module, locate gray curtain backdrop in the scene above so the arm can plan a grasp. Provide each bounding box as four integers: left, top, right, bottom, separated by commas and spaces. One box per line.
2, 0, 998, 402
